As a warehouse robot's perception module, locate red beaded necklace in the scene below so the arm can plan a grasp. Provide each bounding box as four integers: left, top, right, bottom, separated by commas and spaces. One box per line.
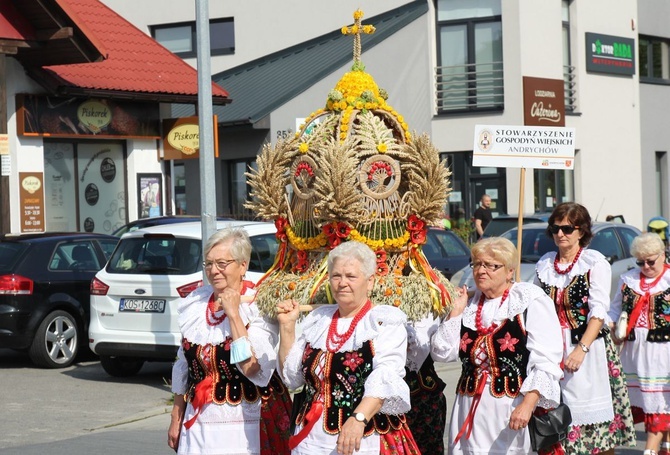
475, 288, 509, 335
640, 266, 667, 292
206, 294, 227, 326
553, 248, 583, 275
326, 300, 372, 352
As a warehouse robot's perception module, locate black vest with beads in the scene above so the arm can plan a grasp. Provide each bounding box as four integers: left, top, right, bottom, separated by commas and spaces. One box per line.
457, 314, 529, 398
296, 341, 407, 436
619, 284, 670, 342
182, 338, 286, 404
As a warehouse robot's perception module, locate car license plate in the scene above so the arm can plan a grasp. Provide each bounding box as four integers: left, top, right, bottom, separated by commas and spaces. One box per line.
119, 298, 166, 313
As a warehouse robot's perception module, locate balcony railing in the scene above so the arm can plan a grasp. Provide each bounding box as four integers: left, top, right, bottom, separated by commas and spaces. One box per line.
563, 64, 577, 113
435, 61, 504, 113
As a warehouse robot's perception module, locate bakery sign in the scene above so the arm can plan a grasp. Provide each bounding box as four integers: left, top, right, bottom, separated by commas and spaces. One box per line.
523, 76, 565, 127
585, 32, 635, 76
162, 116, 218, 160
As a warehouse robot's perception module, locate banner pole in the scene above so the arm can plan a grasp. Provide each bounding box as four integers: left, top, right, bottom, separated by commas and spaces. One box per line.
516, 168, 525, 282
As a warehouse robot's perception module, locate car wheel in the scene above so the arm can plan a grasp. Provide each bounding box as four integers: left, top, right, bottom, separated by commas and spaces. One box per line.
28, 310, 79, 368
100, 355, 145, 377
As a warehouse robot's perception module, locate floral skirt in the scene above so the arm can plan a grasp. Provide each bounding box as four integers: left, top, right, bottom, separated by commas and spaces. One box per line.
561, 333, 636, 454
405, 362, 447, 455
259, 377, 292, 455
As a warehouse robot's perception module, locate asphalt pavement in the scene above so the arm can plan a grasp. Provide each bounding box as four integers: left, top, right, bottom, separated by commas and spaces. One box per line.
0, 349, 648, 454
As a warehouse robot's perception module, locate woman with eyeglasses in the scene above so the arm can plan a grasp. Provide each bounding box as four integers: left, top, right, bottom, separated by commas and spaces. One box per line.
431, 237, 564, 454
534, 202, 635, 454
168, 227, 292, 455
609, 232, 670, 455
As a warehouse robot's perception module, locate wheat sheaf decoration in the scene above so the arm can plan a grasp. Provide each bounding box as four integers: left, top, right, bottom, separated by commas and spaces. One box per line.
248, 9, 456, 321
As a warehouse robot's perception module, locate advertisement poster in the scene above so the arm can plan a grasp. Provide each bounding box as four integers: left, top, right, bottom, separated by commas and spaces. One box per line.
44, 143, 77, 231
138, 174, 162, 219
19, 172, 45, 233
77, 143, 126, 233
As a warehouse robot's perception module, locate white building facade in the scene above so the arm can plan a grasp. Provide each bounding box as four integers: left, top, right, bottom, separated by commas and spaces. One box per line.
101, 0, 661, 230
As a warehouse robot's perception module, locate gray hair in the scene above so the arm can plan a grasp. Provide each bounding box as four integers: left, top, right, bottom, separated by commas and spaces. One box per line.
470, 237, 518, 270
204, 226, 252, 263
631, 232, 666, 258
327, 241, 376, 277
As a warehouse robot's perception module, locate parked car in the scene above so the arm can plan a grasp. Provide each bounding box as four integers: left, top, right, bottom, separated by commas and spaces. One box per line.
111, 215, 233, 237
482, 212, 552, 238
422, 227, 471, 279
0, 232, 119, 368
89, 220, 278, 377
451, 221, 642, 298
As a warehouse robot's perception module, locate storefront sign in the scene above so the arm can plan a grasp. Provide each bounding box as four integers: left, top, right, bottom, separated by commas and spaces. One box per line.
162, 116, 219, 160
16, 95, 160, 138
20, 172, 45, 233
472, 124, 576, 170
585, 32, 635, 76
0, 134, 8, 155
522, 77, 565, 126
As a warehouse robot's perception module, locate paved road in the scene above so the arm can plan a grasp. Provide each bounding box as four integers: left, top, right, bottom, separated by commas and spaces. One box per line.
0, 349, 647, 454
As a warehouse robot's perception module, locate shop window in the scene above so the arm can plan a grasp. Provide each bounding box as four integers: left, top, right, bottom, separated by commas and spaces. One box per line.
435, 0, 503, 113
533, 168, 574, 213
151, 18, 235, 58
174, 163, 187, 214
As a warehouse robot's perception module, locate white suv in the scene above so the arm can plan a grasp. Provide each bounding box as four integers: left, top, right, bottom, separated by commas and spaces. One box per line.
89, 220, 277, 376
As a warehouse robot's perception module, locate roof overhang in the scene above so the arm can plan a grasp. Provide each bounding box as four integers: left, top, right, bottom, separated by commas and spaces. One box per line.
0, 0, 103, 65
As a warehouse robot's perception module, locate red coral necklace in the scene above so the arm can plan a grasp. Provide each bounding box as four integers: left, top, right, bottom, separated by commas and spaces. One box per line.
206, 294, 227, 326
475, 288, 509, 335
326, 300, 372, 352
553, 248, 583, 275
640, 267, 667, 292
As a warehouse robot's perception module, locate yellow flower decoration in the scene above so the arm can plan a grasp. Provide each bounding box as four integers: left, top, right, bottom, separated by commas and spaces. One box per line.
377, 143, 388, 153
353, 9, 364, 20
298, 143, 309, 153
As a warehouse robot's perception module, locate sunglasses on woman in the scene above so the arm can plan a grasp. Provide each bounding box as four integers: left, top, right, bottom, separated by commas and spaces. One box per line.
548, 224, 580, 235
635, 255, 661, 267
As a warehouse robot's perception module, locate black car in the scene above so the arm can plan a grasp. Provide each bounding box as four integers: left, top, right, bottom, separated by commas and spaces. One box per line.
0, 232, 119, 368
112, 215, 233, 237
421, 227, 471, 279
482, 213, 552, 238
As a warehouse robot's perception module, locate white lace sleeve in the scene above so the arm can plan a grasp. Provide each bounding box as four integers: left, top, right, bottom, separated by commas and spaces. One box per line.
171, 344, 188, 395
586, 254, 612, 321
280, 336, 307, 390
363, 307, 410, 415
608, 276, 626, 324
430, 315, 462, 363
519, 284, 564, 408
245, 309, 279, 387
406, 314, 438, 372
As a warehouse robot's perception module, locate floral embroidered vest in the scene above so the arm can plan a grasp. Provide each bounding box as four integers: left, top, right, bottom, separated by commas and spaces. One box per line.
296, 341, 405, 436
405, 357, 446, 396
620, 284, 670, 342
538, 272, 607, 343
182, 338, 286, 404
457, 314, 529, 398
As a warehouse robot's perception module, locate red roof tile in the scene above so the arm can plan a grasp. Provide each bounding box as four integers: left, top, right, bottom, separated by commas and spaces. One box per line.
40, 0, 228, 102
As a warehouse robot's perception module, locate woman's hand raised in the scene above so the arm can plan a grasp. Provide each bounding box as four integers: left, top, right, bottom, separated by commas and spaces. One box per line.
276, 299, 300, 325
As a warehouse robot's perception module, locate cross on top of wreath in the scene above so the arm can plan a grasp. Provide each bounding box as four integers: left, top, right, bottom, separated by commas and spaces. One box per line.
341, 9, 376, 69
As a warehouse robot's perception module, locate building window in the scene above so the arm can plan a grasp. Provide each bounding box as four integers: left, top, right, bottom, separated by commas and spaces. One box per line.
533, 168, 574, 213
151, 18, 235, 58
435, 0, 503, 113
562, 0, 578, 113
656, 152, 667, 216
639, 36, 667, 81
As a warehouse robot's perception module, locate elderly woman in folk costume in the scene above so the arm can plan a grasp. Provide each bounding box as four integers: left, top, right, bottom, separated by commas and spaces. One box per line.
244, 9, 456, 455
431, 237, 564, 454
609, 232, 670, 455
534, 202, 636, 454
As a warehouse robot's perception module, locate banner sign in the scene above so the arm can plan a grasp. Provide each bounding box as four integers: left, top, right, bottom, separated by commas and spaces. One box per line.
17, 95, 160, 138
473, 124, 576, 170
585, 32, 635, 76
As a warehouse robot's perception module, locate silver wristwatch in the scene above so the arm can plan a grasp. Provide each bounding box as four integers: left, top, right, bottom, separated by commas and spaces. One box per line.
353, 412, 368, 425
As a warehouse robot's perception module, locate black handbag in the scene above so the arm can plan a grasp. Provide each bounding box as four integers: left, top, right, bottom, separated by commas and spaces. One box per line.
528, 402, 572, 452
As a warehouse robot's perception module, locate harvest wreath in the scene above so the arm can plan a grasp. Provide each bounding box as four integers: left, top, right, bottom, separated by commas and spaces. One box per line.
245, 9, 456, 321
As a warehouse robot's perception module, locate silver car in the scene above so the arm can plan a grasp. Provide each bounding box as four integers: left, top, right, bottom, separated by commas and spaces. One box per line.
450, 221, 642, 298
